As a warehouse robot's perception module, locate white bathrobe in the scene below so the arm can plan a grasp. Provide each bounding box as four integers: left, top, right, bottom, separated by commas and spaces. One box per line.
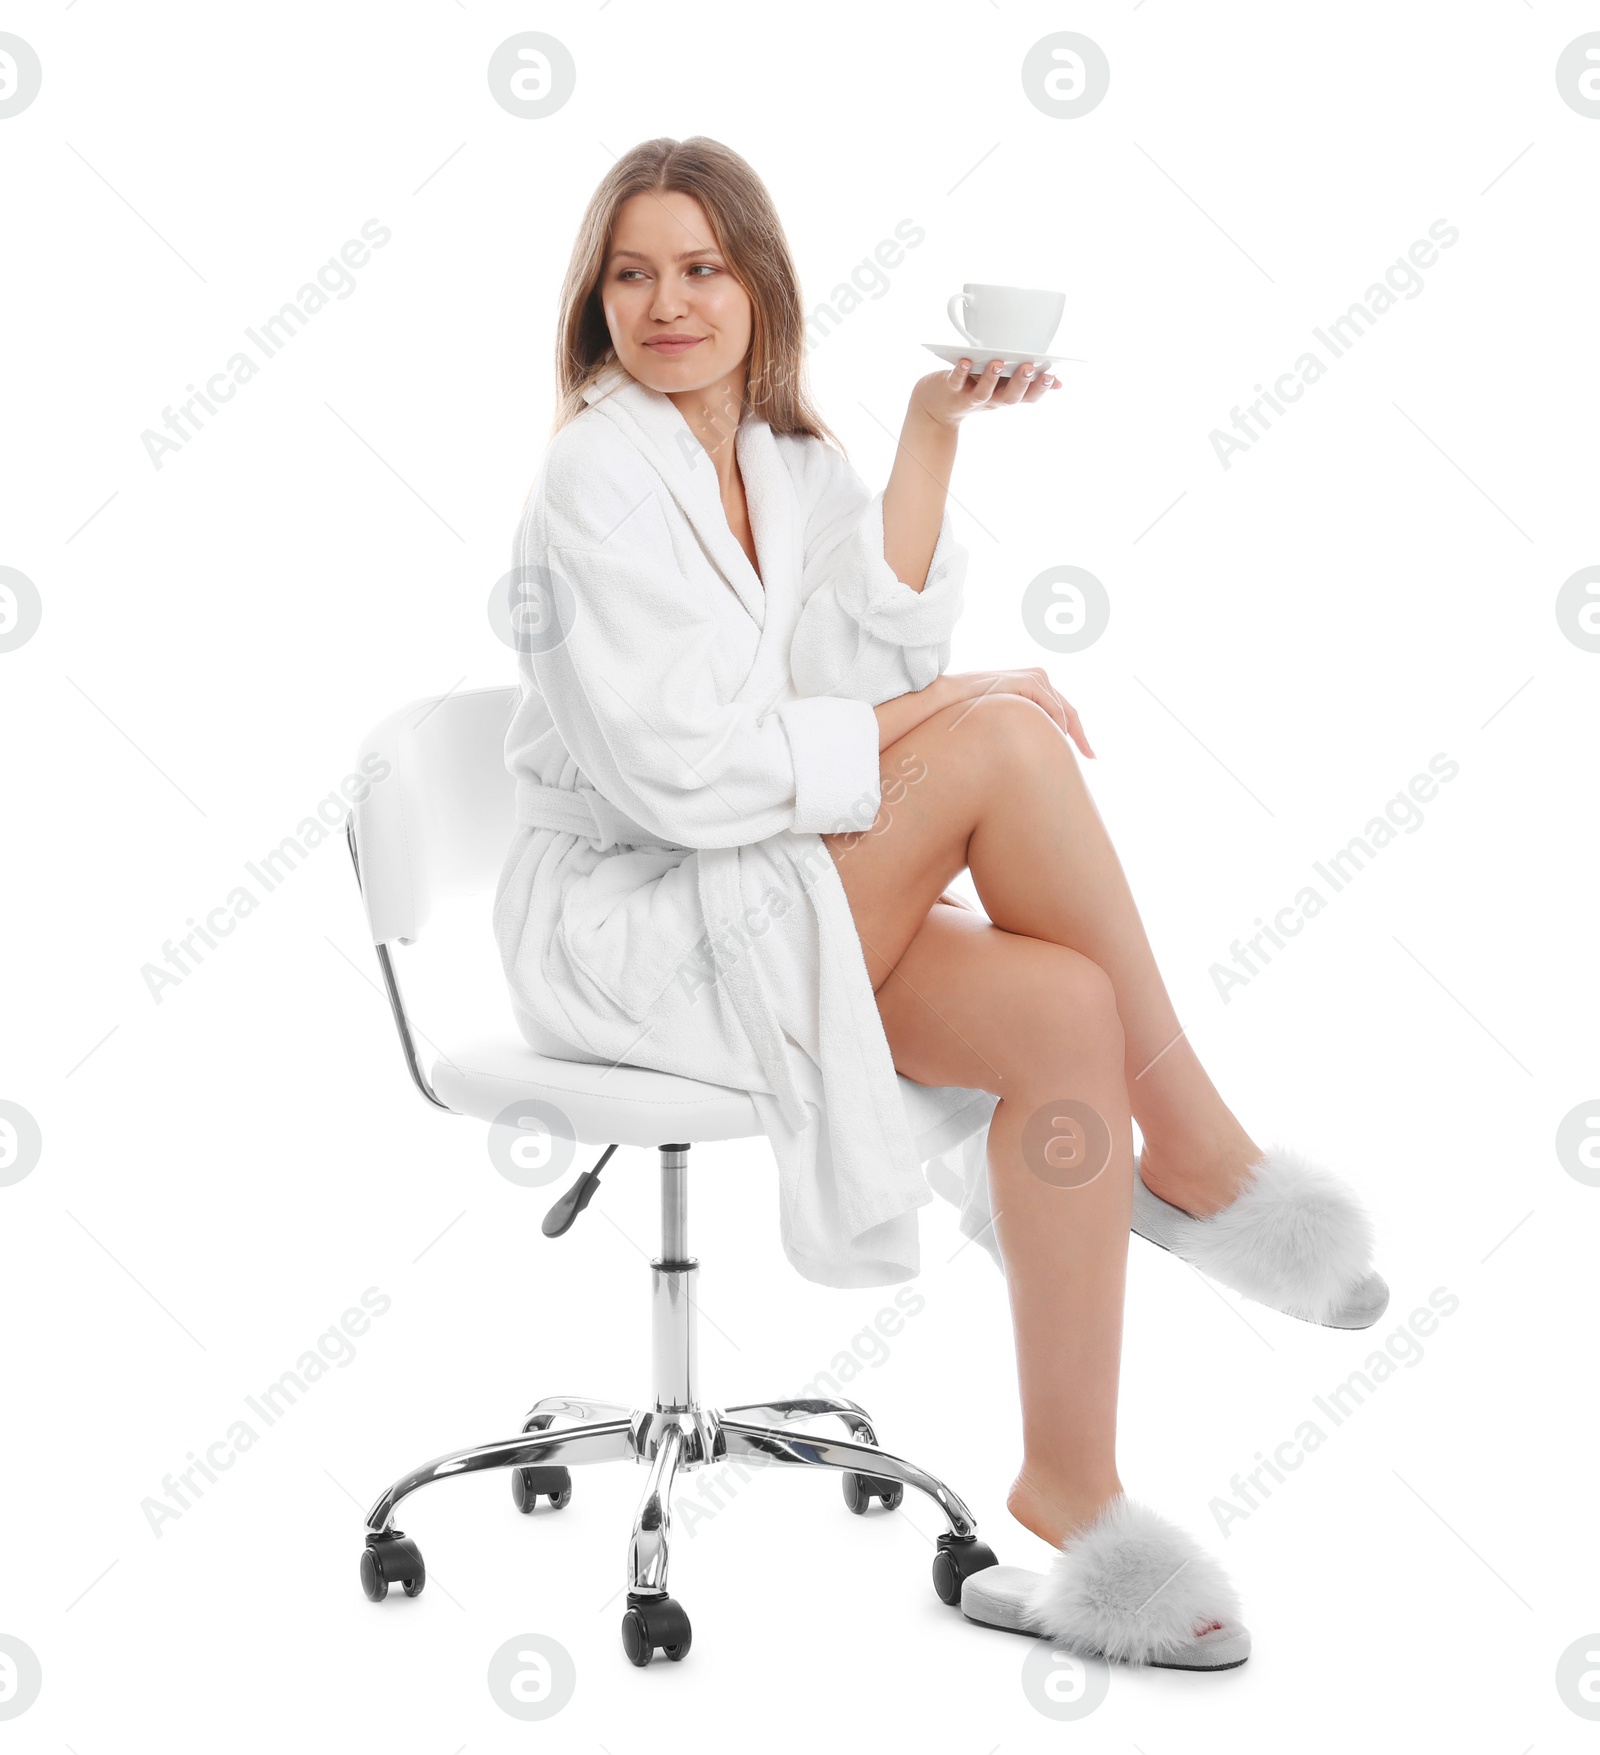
493, 362, 1001, 1288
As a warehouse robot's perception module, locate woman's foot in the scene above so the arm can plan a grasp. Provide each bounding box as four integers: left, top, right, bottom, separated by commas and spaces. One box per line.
1133, 1140, 1388, 1327
1007, 1468, 1123, 1548
1000, 1478, 1233, 1651
1137, 1128, 1263, 1217
1022, 1497, 1242, 1661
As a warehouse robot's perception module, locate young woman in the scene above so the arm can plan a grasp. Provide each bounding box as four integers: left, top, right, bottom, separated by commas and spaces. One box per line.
494, 136, 1387, 1671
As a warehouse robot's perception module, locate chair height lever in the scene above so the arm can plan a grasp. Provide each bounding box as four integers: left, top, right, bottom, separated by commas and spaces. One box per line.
542, 1143, 619, 1238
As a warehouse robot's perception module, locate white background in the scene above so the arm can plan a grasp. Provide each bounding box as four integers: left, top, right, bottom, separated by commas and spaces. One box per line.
3, 1, 1596, 1747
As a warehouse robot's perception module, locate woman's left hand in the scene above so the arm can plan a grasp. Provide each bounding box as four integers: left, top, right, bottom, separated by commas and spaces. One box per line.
912, 357, 1061, 428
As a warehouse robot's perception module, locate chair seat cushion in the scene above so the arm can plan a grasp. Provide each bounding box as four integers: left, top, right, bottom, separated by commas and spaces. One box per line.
429, 1033, 765, 1146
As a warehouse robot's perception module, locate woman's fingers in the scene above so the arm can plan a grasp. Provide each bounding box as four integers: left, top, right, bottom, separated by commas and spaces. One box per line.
1028, 670, 1094, 756
1000, 363, 1057, 403
934, 361, 1060, 418
1025, 675, 1071, 734
945, 358, 1063, 415
942, 671, 1090, 752
965, 357, 1006, 405
1060, 699, 1095, 758
997, 363, 1038, 403
982, 362, 1058, 408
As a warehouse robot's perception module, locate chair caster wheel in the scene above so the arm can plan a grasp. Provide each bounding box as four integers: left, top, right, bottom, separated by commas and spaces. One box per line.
360, 1531, 425, 1601
841, 1470, 904, 1514
620, 1592, 691, 1666
931, 1533, 998, 1605
511, 1465, 573, 1513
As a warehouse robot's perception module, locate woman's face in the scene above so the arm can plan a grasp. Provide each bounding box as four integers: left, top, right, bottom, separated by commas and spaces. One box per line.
600, 190, 753, 404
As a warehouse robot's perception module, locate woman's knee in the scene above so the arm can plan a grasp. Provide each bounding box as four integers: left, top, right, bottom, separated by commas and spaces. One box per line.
926, 690, 1071, 787
1005, 944, 1125, 1077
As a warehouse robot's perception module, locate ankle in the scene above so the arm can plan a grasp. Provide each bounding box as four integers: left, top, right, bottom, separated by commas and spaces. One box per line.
1007, 1466, 1124, 1548
1138, 1131, 1262, 1216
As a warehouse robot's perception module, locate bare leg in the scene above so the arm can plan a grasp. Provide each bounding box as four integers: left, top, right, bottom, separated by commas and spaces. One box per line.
819, 694, 1262, 1564
827, 694, 1261, 1215
868, 903, 1134, 1547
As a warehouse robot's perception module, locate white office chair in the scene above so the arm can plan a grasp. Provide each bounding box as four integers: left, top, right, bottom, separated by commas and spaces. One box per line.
345, 685, 999, 1665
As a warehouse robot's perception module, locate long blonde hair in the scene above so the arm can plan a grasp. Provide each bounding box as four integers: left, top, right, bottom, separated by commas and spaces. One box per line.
550, 136, 842, 452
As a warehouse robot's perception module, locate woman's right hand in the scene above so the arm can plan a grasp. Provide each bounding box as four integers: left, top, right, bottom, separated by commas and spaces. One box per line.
940, 669, 1095, 757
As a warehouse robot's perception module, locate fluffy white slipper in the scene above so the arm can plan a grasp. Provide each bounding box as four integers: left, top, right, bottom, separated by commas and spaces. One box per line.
961, 1496, 1250, 1670
1133, 1142, 1388, 1328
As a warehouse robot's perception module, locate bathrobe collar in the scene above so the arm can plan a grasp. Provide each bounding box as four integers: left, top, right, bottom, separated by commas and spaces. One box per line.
580, 361, 799, 630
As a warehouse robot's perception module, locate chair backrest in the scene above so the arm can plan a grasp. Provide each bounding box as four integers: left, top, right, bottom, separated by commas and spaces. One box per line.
349, 685, 518, 945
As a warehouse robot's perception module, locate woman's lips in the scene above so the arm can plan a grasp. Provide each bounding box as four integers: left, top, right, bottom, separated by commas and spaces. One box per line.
644, 336, 703, 352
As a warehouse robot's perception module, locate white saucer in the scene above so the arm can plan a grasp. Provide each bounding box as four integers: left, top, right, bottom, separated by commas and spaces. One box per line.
923, 342, 1084, 378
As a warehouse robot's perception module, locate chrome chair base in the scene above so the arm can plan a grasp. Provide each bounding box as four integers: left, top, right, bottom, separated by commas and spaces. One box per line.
359, 1146, 999, 1663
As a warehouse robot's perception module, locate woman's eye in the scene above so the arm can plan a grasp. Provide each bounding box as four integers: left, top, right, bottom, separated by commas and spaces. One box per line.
616, 265, 718, 280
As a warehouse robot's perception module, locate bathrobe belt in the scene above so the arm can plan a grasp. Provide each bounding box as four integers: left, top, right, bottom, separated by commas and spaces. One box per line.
513, 779, 688, 853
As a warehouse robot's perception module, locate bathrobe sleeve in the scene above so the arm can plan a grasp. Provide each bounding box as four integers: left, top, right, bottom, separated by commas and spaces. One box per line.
786, 438, 968, 705
526, 446, 883, 850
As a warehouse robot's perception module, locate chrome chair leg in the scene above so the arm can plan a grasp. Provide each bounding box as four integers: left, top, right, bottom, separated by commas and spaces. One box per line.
357, 1144, 998, 1657
627, 1422, 684, 1596
716, 1419, 980, 1540
365, 1417, 636, 1535
522, 1394, 631, 1431
720, 1395, 878, 1444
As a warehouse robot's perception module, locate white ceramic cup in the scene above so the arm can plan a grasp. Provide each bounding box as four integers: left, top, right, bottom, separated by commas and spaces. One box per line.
947, 283, 1066, 354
